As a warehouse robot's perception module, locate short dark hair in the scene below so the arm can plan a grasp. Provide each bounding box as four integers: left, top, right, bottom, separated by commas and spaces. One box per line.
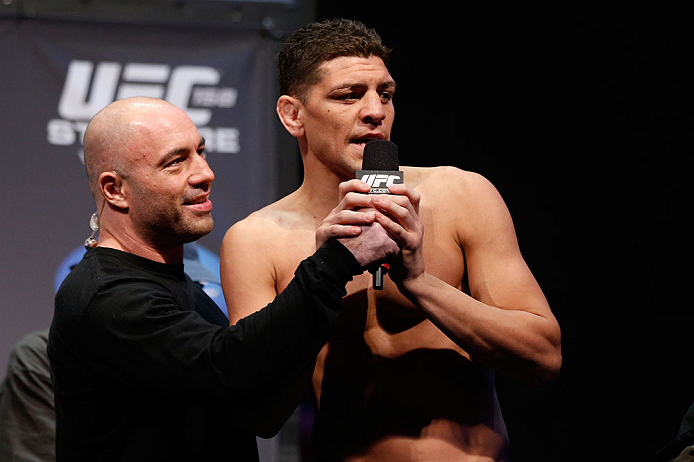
278, 18, 391, 100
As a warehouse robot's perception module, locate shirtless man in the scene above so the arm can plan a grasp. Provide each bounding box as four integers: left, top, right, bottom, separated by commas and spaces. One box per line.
220, 19, 562, 461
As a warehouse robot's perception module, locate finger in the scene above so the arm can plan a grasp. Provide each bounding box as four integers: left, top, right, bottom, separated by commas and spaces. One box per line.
323, 209, 376, 226
315, 223, 364, 249
387, 184, 421, 212
330, 191, 375, 218
371, 218, 408, 256
340, 192, 375, 211
371, 197, 424, 252
338, 179, 373, 201
366, 185, 420, 221
373, 218, 424, 280
371, 195, 418, 231
321, 224, 364, 238
373, 212, 419, 247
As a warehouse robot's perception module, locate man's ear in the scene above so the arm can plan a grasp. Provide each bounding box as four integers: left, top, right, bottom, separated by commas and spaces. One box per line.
276, 95, 304, 138
98, 171, 128, 210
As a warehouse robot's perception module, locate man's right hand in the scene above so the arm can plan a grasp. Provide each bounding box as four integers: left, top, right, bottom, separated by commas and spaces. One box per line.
338, 219, 399, 269
315, 179, 399, 269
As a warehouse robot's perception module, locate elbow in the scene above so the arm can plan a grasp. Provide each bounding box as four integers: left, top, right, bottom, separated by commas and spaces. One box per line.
508, 328, 562, 389
530, 320, 563, 388
536, 349, 562, 388
527, 341, 562, 389
497, 346, 562, 389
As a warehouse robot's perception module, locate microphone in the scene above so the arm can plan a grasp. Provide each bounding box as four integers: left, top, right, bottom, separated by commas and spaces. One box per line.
356, 140, 403, 290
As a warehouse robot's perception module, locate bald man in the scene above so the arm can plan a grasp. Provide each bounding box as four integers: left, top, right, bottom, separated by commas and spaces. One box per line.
47, 97, 405, 462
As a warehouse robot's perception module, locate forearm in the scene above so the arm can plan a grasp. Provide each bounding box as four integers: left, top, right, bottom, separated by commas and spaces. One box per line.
78, 240, 360, 408
399, 273, 562, 388
215, 239, 361, 403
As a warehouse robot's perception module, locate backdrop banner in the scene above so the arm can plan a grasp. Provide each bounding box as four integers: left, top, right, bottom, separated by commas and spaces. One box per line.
0, 18, 280, 378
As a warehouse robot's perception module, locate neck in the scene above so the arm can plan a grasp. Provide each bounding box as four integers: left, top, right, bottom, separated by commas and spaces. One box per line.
96, 226, 184, 265
294, 162, 352, 225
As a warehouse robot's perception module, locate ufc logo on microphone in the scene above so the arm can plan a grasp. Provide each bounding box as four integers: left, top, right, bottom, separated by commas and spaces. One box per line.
356, 170, 404, 193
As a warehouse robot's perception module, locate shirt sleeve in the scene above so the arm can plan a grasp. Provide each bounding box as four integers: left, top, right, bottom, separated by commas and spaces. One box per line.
78, 239, 360, 407
0, 330, 55, 462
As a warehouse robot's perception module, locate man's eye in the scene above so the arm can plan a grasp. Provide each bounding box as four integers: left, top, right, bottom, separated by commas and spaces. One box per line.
167, 158, 184, 168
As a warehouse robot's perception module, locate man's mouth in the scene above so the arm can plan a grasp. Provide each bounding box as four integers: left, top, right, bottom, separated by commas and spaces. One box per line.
350, 136, 385, 146
183, 194, 212, 210
184, 196, 208, 205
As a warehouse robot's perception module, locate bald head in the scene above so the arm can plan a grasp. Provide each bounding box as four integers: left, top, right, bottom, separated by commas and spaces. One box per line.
83, 97, 182, 202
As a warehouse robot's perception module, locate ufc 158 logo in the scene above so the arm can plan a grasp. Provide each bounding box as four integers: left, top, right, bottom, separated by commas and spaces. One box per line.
47, 60, 240, 154
356, 170, 404, 194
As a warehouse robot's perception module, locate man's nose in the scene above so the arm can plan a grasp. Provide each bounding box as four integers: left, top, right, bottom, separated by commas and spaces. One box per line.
190, 154, 215, 187
361, 92, 387, 125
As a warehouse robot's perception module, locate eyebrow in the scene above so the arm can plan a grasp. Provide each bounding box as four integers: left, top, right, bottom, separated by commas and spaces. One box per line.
332, 80, 396, 92
157, 137, 206, 168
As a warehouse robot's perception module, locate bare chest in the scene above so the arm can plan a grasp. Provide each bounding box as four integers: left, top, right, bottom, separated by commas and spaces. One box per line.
274, 206, 468, 360
343, 230, 467, 360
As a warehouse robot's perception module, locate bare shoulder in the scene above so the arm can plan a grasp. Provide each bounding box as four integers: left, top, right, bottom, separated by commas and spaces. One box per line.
220, 191, 318, 290
220, 193, 317, 321
402, 166, 514, 254
222, 194, 312, 247
404, 165, 504, 211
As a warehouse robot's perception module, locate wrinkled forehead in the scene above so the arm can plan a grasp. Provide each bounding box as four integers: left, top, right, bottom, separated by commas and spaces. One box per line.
123, 104, 201, 158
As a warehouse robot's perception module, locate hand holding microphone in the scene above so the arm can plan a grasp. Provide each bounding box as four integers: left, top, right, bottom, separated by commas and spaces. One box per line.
356, 140, 403, 290
314, 139, 423, 289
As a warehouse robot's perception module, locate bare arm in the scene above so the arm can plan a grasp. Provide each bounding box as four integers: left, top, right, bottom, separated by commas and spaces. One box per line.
364, 169, 562, 388
219, 200, 399, 435
220, 216, 285, 326
220, 217, 310, 436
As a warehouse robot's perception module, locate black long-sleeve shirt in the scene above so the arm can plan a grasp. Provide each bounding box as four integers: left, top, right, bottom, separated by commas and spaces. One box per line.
48, 240, 360, 462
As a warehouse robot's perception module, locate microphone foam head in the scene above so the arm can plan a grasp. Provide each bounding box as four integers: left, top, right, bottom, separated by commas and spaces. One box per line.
362, 140, 399, 170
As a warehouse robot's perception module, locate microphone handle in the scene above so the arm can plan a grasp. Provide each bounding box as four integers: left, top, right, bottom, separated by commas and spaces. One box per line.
372, 264, 388, 290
